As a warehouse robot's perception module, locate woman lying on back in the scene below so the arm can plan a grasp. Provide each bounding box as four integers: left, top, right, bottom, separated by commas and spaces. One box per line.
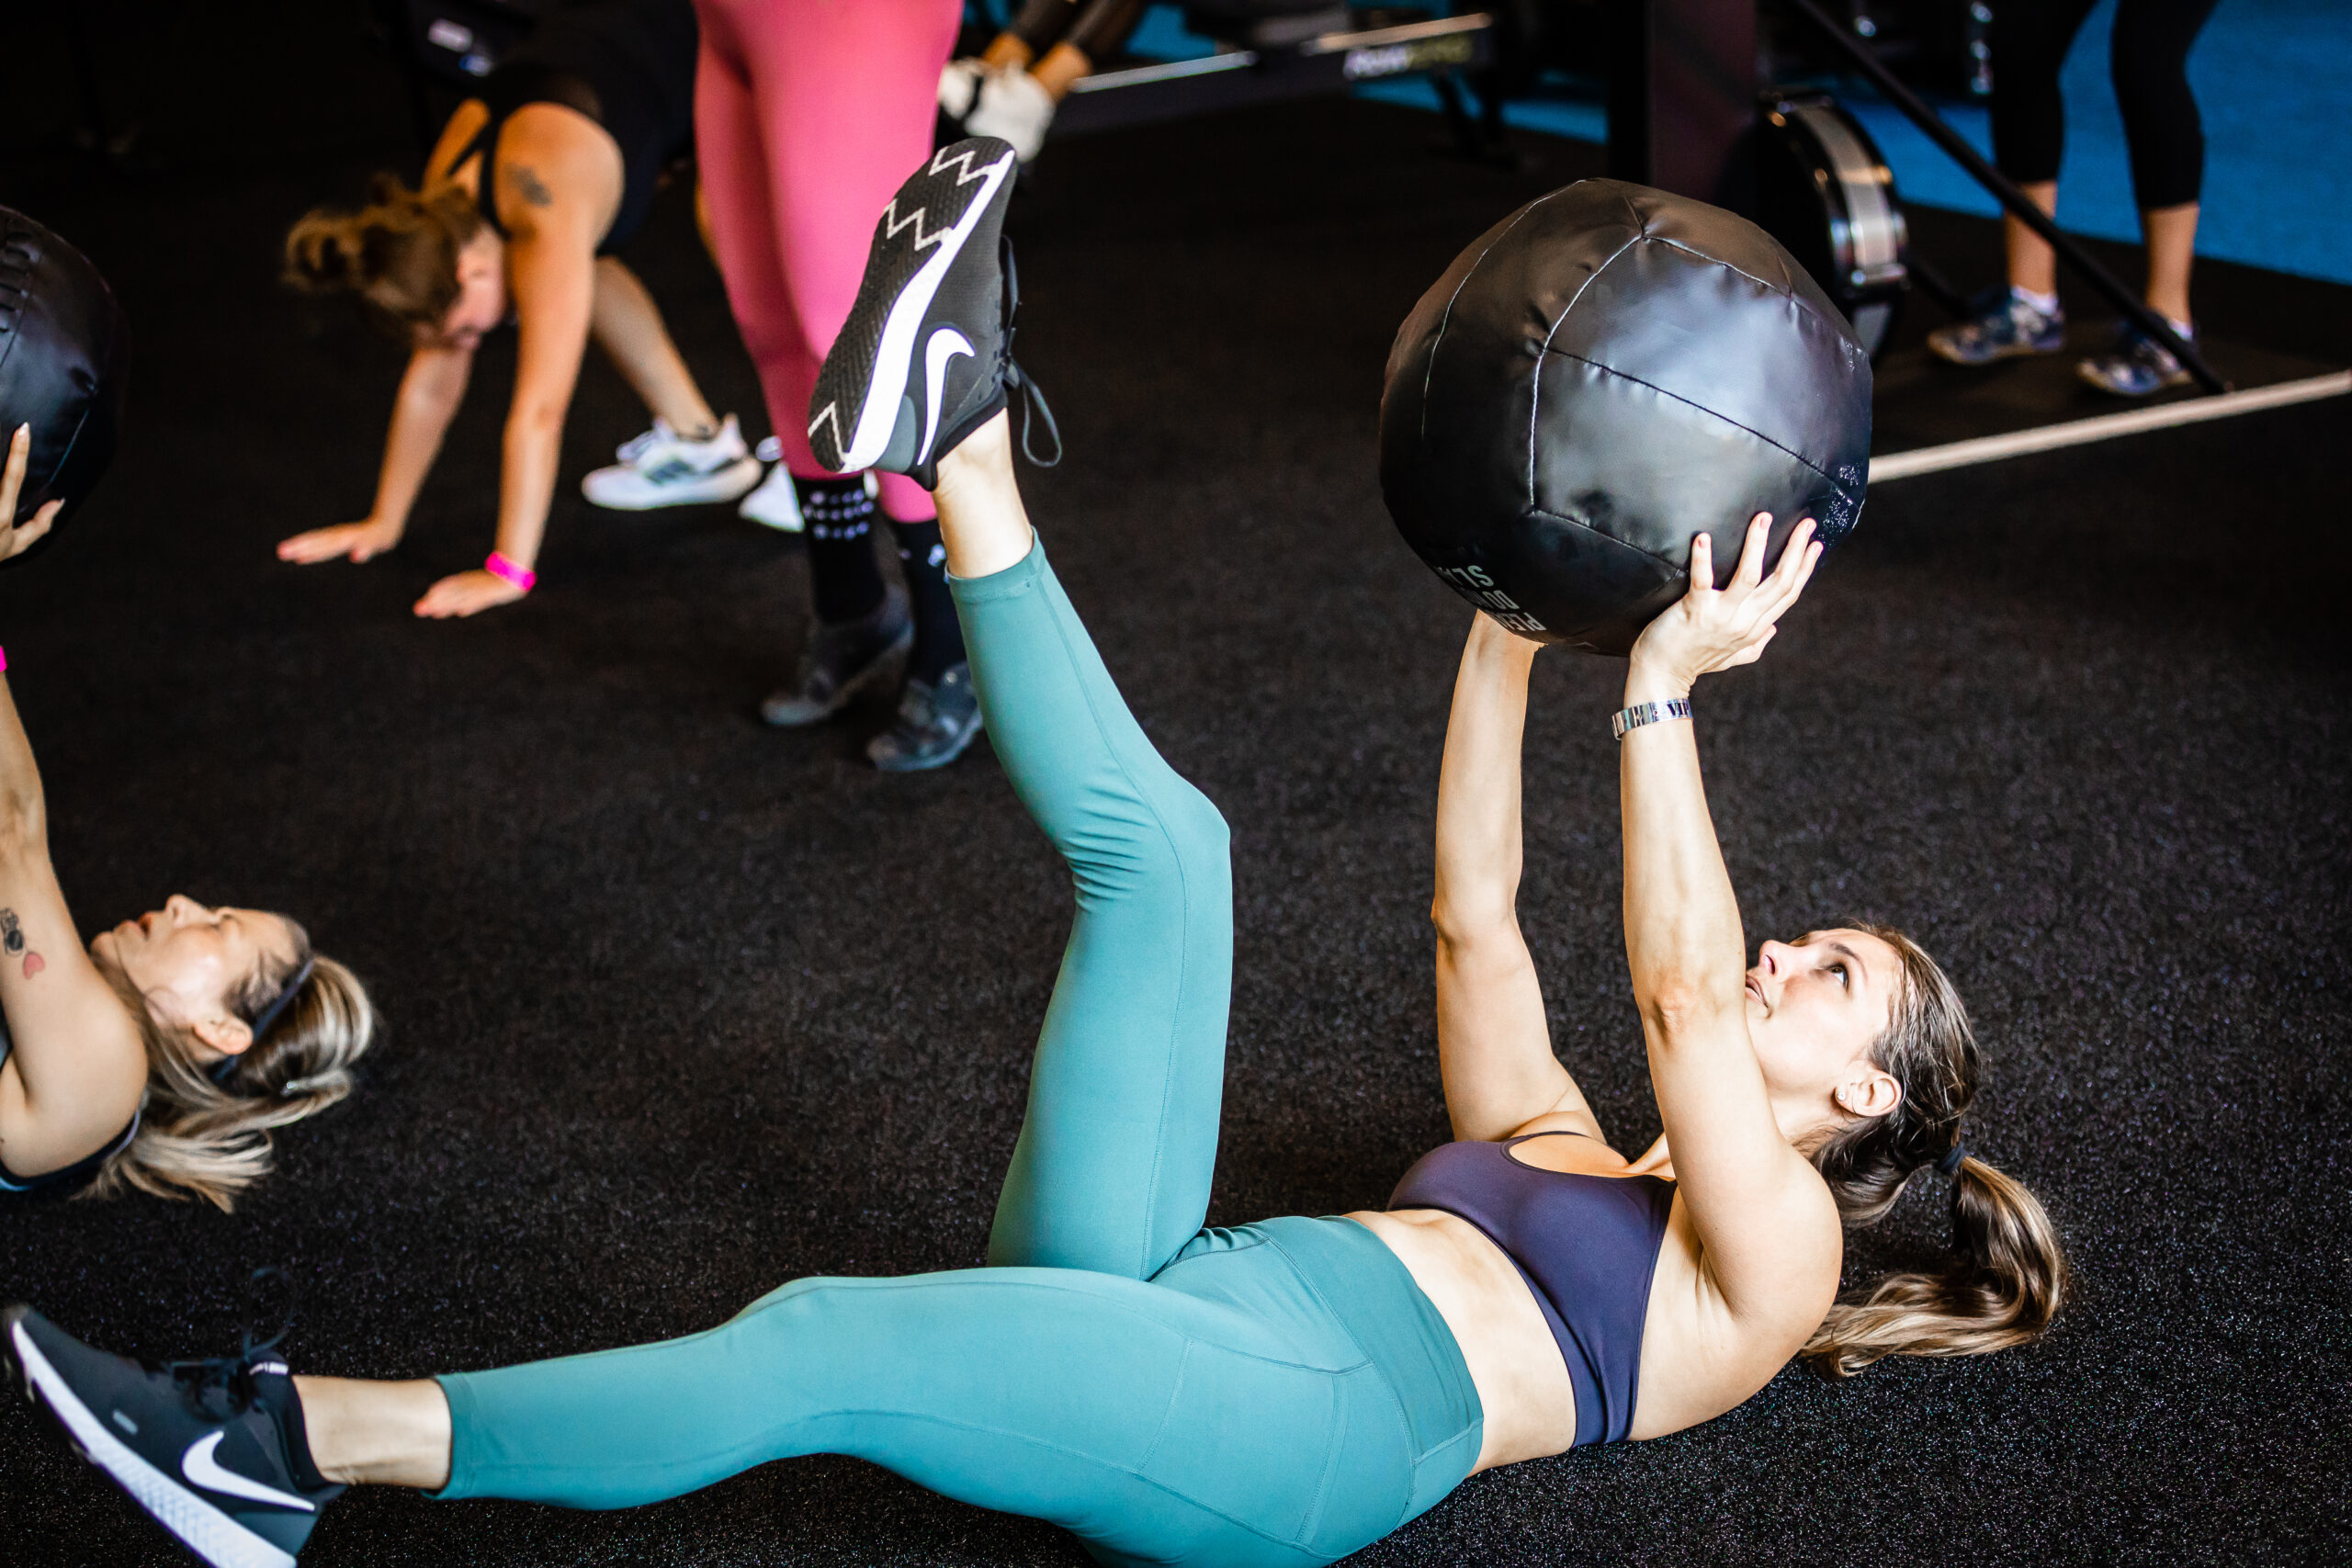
6, 141, 2064, 1568
0, 429, 376, 1209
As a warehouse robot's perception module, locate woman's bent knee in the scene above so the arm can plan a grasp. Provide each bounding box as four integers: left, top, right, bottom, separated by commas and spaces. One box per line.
1072, 775, 1228, 905
1161, 783, 1229, 884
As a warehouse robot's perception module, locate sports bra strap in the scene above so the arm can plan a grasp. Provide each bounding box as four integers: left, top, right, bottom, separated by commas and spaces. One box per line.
452, 114, 509, 242
455, 63, 608, 245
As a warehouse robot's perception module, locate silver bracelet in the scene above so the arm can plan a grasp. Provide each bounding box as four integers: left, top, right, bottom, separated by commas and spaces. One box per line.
1611, 697, 1692, 739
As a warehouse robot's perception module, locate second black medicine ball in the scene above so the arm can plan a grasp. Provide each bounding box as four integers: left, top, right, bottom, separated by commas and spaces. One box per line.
1381, 179, 1871, 654
0, 207, 128, 543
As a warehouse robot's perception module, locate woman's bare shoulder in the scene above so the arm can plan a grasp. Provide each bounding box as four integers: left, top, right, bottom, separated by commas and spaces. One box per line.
491, 106, 622, 239
425, 100, 491, 186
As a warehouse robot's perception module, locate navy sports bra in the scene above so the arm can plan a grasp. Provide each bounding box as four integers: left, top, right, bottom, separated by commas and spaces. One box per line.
0, 1013, 140, 1199
1387, 1131, 1676, 1445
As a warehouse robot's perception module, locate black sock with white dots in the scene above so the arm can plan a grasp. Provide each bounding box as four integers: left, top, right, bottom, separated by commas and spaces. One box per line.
796, 477, 887, 625
889, 518, 967, 685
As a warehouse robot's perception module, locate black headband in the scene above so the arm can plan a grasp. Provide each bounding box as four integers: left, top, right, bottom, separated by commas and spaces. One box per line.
1935, 1142, 1970, 1177
244, 957, 315, 1048
207, 957, 315, 1091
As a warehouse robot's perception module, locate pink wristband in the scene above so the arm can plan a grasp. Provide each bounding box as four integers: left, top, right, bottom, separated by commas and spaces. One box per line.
484, 551, 537, 592
0, 646, 8, 673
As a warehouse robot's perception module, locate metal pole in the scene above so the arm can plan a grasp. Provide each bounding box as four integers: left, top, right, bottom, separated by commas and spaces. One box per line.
1609, 0, 1758, 209
1780, 0, 2227, 395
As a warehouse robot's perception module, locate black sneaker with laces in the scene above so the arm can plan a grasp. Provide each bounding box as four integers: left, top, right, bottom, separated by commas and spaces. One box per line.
806, 138, 1059, 491
761, 581, 913, 728
5, 1303, 342, 1568
866, 661, 985, 773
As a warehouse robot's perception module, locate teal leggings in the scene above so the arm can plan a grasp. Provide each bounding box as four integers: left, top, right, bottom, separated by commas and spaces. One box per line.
435, 541, 1482, 1567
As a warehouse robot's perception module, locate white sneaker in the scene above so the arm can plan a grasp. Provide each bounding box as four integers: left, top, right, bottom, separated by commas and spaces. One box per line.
738, 441, 804, 533
939, 56, 986, 120
967, 67, 1056, 164
581, 413, 763, 510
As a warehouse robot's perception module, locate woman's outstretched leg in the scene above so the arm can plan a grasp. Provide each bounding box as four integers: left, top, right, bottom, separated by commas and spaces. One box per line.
933, 413, 1234, 1280
12, 1250, 1430, 1568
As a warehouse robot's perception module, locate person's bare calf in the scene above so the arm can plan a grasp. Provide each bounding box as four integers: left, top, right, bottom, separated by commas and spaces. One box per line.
931, 411, 1034, 581
294, 1375, 452, 1490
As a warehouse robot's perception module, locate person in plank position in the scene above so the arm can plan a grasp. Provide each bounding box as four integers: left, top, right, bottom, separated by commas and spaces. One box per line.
278, 0, 768, 616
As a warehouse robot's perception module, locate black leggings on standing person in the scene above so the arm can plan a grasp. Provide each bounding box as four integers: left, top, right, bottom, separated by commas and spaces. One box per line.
1990, 0, 2223, 210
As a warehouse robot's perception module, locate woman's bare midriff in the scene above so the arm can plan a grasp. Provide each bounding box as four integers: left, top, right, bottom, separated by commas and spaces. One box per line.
1347, 1208, 1579, 1471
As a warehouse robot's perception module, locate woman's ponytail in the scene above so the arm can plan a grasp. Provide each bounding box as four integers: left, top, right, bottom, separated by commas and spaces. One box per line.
1800, 924, 2070, 1378
1803, 1152, 2068, 1378
84, 935, 379, 1212
284, 172, 481, 336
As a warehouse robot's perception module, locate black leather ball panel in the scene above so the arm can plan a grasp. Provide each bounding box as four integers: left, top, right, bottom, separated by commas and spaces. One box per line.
0, 208, 130, 554
1381, 179, 1871, 655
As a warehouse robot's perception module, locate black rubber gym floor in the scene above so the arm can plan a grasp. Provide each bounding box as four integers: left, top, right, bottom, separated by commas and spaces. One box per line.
3, 13, 2347, 1566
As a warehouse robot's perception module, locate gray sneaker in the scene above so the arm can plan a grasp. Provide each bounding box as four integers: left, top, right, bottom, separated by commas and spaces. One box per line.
2077, 324, 2195, 397
1927, 288, 2067, 366
761, 584, 912, 728
866, 662, 984, 773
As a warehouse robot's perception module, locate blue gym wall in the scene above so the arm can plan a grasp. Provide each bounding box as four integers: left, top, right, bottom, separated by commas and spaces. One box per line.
1116, 2, 2352, 286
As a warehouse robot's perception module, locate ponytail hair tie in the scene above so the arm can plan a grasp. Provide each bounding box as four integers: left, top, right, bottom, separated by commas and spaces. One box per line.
1935, 1143, 1971, 1177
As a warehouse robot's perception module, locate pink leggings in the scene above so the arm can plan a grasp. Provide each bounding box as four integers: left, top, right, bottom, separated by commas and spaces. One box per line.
693, 0, 962, 524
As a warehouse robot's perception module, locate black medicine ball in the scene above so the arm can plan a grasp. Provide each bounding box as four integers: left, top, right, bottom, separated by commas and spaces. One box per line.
1381, 179, 1870, 654
0, 208, 129, 548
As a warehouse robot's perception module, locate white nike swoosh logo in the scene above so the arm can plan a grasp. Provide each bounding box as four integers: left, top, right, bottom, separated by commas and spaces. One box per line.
827, 149, 1016, 471
182, 1430, 315, 1513
918, 328, 975, 466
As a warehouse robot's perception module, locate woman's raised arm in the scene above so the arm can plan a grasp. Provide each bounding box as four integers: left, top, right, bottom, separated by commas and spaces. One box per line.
0, 440, 145, 1179
1430, 613, 1601, 1144
1621, 514, 1838, 1318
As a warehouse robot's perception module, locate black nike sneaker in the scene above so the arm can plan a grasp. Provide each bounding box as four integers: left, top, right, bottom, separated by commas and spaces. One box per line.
5, 1304, 341, 1568
866, 661, 984, 773
806, 137, 1059, 490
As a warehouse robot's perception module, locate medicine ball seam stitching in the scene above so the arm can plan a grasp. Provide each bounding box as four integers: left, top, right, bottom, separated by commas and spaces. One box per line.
1418, 192, 1568, 446
1645, 237, 1806, 314
1521, 503, 1690, 595
1539, 348, 1861, 502
1526, 233, 1647, 511
1645, 234, 1870, 367
29, 406, 94, 518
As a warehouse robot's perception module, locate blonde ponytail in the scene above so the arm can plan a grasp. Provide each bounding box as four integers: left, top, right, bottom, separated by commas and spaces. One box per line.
83, 931, 379, 1212
1799, 925, 2070, 1378
1804, 1152, 2068, 1377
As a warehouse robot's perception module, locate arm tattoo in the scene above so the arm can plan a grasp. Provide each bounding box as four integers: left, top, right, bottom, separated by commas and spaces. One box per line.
507, 164, 555, 209
0, 908, 38, 978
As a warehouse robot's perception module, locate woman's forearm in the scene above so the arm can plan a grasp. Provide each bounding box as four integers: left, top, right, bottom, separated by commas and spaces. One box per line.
492, 405, 564, 569
0, 677, 48, 849
372, 348, 471, 529
496, 236, 594, 570
1431, 615, 1538, 939
1431, 615, 1582, 1140
1617, 654, 1746, 1021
